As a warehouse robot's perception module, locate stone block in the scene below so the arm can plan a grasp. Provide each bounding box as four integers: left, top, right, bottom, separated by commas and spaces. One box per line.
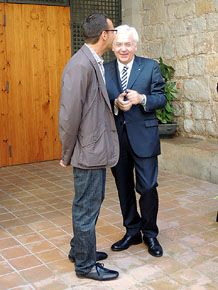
142, 11, 151, 26
170, 20, 187, 36
195, 0, 214, 16
206, 56, 218, 76
208, 77, 218, 101
172, 102, 182, 117
164, 0, 185, 4
195, 121, 205, 134
142, 0, 167, 24
206, 13, 218, 31
150, 0, 167, 25
188, 57, 205, 76
193, 103, 204, 120
184, 78, 211, 101
204, 107, 213, 120
176, 35, 194, 57
142, 0, 153, 10
154, 23, 171, 40
215, 0, 218, 11
175, 59, 188, 77
143, 25, 155, 41
147, 42, 162, 59
123, 0, 141, 10
194, 33, 213, 54
167, 4, 176, 20
214, 33, 218, 53
184, 119, 194, 132
184, 102, 192, 117
175, 2, 195, 19
163, 38, 176, 59
213, 103, 218, 119
206, 121, 218, 137
185, 17, 207, 34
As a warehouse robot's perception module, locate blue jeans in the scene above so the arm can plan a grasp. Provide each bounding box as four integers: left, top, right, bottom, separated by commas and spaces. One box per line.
69, 167, 106, 275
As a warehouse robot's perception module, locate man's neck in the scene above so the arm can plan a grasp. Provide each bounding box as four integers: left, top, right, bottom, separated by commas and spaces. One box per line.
86, 42, 104, 57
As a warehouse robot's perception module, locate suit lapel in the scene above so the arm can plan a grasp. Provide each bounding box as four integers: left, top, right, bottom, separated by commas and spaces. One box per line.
127, 56, 143, 89
112, 60, 122, 91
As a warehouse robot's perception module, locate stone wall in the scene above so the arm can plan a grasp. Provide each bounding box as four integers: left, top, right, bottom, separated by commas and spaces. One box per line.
122, 0, 218, 140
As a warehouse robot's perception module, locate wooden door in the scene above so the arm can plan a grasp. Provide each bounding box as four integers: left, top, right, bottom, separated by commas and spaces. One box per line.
0, 4, 9, 166
0, 3, 71, 166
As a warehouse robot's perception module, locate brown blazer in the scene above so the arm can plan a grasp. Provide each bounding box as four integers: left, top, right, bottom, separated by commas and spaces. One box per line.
59, 44, 119, 169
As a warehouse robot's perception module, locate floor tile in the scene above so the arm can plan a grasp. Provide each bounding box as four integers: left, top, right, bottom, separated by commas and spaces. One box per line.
9, 254, 42, 270
0, 160, 217, 289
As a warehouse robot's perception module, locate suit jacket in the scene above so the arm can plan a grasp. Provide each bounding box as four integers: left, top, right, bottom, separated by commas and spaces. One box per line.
59, 44, 119, 169
104, 56, 166, 158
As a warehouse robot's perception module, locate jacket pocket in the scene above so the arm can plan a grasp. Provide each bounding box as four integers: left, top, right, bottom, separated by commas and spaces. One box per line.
144, 119, 158, 128
78, 129, 108, 167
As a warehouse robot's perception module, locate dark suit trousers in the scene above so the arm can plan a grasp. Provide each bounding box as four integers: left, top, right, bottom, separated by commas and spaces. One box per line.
112, 125, 159, 238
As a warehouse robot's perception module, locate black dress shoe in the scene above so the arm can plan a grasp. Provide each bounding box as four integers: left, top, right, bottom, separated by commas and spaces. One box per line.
111, 233, 142, 251
143, 237, 163, 257
68, 251, 108, 263
76, 263, 119, 281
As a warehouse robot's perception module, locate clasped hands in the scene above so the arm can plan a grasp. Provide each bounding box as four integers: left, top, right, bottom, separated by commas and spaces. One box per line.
114, 89, 143, 111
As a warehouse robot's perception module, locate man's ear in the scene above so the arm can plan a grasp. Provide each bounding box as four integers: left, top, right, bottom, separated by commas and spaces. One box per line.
101, 30, 108, 41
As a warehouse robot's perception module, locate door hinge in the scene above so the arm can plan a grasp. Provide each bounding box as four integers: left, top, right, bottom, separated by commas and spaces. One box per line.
9, 145, 12, 158
4, 14, 6, 26
6, 80, 9, 93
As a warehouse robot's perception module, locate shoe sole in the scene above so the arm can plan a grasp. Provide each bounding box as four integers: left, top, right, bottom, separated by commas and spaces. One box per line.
148, 250, 163, 257
111, 239, 142, 251
76, 273, 119, 281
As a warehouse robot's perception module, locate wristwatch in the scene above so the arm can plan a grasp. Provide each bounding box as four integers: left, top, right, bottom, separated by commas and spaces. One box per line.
141, 94, 146, 110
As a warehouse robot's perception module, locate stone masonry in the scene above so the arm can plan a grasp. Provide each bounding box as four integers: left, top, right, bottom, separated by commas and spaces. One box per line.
122, 0, 218, 141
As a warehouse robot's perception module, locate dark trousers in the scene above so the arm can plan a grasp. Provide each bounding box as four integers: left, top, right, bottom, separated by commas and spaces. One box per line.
69, 167, 106, 275
112, 127, 159, 238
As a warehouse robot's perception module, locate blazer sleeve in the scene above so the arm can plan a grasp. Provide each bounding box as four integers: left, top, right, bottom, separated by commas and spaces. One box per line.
144, 60, 166, 112
58, 62, 88, 165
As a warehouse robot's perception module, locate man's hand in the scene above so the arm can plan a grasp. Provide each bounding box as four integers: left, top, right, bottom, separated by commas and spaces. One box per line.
125, 89, 143, 105
59, 159, 67, 168
115, 92, 132, 111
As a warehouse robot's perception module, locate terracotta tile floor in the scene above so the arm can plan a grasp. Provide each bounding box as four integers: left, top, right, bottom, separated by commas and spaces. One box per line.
0, 160, 217, 290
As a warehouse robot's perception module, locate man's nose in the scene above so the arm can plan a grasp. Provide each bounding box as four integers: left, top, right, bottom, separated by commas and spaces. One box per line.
120, 44, 127, 50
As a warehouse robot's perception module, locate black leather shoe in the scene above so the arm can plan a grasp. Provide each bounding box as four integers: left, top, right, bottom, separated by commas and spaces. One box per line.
76, 263, 119, 281
111, 233, 142, 251
143, 237, 163, 257
68, 251, 108, 263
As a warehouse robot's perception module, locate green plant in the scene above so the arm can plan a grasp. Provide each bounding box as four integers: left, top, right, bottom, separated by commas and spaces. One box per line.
156, 57, 178, 124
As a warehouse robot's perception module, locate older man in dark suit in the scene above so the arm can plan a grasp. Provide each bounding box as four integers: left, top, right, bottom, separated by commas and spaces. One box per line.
59, 14, 119, 281
104, 25, 166, 257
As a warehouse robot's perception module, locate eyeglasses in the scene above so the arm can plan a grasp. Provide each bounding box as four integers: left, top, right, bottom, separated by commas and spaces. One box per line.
104, 29, 117, 34
114, 42, 136, 48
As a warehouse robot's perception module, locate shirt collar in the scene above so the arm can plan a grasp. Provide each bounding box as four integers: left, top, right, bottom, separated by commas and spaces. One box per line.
117, 56, 135, 74
85, 43, 104, 65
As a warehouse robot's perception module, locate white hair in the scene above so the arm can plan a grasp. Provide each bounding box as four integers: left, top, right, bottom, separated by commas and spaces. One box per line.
115, 24, 139, 43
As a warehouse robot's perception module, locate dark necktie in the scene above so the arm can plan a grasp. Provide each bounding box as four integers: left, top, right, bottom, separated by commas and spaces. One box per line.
121, 66, 128, 92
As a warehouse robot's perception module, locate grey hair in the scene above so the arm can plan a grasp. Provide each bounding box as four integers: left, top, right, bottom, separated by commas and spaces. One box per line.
115, 24, 139, 43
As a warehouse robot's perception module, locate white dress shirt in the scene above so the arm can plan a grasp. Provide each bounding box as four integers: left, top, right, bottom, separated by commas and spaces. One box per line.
115, 57, 146, 113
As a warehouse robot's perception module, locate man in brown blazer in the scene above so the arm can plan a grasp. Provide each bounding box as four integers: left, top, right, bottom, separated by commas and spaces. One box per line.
58, 14, 119, 281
